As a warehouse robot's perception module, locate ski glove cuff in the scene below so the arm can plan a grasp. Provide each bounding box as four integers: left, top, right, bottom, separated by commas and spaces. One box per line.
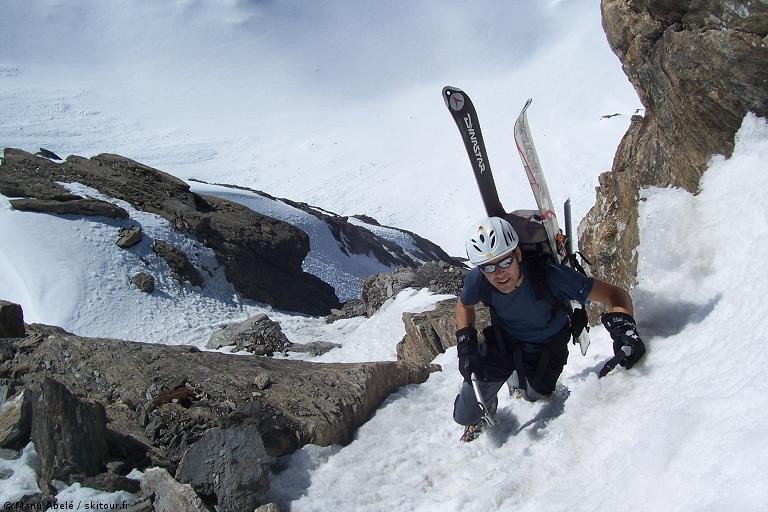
456, 327, 481, 381
601, 312, 646, 370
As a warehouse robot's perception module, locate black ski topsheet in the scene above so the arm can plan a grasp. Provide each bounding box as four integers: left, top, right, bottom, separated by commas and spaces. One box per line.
442, 86, 505, 218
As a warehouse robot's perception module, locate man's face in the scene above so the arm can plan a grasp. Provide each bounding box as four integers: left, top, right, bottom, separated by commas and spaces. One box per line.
480, 248, 522, 294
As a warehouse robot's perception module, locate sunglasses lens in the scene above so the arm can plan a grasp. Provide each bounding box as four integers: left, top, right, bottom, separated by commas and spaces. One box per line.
480, 255, 514, 273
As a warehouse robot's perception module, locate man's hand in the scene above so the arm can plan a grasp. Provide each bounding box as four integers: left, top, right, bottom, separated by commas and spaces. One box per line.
601, 312, 646, 369
456, 327, 481, 381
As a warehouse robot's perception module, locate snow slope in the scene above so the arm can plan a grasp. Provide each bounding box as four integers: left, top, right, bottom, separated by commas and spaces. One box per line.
4, 1, 767, 510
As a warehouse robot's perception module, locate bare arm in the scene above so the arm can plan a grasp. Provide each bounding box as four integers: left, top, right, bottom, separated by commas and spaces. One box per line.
587, 279, 634, 315
455, 298, 476, 331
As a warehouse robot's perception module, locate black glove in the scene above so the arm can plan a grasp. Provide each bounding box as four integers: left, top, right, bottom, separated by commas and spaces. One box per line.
601, 312, 646, 370
456, 327, 481, 381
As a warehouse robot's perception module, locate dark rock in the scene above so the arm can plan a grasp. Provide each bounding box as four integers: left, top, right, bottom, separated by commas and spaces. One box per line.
0, 149, 340, 315
9, 198, 129, 219
35, 148, 62, 160
152, 240, 203, 287
131, 272, 155, 294
0, 300, 25, 338
189, 180, 456, 270
31, 378, 109, 492
583, 0, 768, 290
117, 226, 143, 249
0, 390, 32, 449
176, 425, 272, 512
206, 314, 291, 355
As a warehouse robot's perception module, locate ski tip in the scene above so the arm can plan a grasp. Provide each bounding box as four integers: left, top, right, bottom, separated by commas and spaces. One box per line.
443, 86, 469, 112
524, 98, 533, 109
443, 85, 464, 108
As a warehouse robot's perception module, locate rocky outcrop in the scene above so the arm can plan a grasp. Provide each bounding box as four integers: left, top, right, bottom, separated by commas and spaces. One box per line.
189, 179, 457, 270
0, 149, 340, 315
362, 261, 468, 317
581, 1, 768, 292
397, 299, 491, 365
9, 198, 130, 219
0, 299, 437, 508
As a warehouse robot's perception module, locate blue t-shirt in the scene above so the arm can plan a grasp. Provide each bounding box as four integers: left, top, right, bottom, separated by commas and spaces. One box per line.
460, 261, 594, 344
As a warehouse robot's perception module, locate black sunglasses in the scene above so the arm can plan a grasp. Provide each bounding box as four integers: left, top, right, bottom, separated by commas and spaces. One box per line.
480, 255, 515, 273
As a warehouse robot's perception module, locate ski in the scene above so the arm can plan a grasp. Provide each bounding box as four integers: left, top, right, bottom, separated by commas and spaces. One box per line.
513, 99, 591, 356
442, 86, 506, 218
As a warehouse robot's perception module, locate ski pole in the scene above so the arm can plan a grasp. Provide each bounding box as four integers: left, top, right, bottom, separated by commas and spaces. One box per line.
470, 372, 496, 427
598, 346, 632, 378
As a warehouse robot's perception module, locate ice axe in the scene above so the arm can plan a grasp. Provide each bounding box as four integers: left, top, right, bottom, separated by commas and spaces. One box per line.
470, 372, 496, 428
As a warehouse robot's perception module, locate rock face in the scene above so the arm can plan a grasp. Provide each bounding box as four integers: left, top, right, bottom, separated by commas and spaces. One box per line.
0, 149, 340, 315
175, 425, 271, 511
2, 312, 435, 460
362, 261, 468, 316
31, 378, 110, 492
190, 180, 457, 271
581, 1, 768, 293
397, 299, 491, 365
0, 300, 25, 338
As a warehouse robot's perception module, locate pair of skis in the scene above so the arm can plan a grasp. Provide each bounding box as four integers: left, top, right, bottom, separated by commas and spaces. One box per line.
442, 86, 591, 356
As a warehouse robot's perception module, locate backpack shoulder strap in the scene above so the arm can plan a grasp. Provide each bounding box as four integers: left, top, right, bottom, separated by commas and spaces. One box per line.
524, 256, 565, 319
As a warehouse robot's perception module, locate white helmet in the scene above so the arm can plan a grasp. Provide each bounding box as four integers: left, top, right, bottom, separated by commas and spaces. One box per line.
465, 217, 519, 265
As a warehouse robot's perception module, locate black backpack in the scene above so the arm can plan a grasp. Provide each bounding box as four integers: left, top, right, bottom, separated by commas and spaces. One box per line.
477, 210, 589, 344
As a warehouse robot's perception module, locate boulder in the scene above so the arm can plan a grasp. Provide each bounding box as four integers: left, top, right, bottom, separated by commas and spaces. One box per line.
131, 272, 155, 294
141, 467, 208, 512
31, 378, 110, 492
206, 314, 291, 355
117, 226, 143, 249
0, 300, 25, 338
582, 1, 768, 291
0, 390, 33, 449
176, 425, 272, 512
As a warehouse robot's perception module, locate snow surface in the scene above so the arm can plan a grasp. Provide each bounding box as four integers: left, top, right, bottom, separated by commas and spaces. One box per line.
2, 0, 767, 510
